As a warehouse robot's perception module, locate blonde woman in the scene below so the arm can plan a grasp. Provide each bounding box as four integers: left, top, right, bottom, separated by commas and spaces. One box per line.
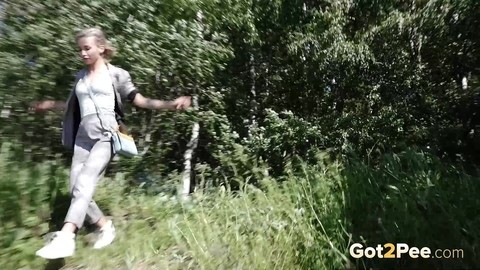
33, 27, 191, 259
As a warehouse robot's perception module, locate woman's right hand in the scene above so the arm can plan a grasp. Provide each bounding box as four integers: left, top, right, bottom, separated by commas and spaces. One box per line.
29, 101, 51, 112
29, 100, 65, 112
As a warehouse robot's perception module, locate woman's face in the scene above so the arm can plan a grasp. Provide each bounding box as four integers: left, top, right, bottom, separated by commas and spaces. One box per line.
77, 36, 105, 65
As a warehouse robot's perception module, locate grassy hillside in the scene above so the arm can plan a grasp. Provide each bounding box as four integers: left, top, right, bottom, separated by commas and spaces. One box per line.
1, 142, 480, 269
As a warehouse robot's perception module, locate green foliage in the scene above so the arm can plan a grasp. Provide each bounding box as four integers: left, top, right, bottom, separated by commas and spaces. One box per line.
0, 142, 349, 269
1, 0, 479, 175
0, 143, 69, 267
344, 148, 480, 269
1, 0, 480, 269
244, 109, 324, 176
2, 142, 480, 269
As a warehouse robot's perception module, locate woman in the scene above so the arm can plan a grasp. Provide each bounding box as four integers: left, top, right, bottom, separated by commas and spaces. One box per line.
33, 27, 191, 259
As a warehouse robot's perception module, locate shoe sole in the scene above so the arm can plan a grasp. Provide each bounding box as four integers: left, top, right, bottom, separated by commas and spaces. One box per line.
35, 251, 74, 260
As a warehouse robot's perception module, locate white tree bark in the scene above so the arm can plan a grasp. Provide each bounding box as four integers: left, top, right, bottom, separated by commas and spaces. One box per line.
181, 95, 199, 199
462, 76, 468, 90
180, 10, 204, 200
249, 52, 257, 136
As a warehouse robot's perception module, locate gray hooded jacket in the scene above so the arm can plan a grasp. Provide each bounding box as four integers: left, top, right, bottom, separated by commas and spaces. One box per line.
61, 63, 138, 150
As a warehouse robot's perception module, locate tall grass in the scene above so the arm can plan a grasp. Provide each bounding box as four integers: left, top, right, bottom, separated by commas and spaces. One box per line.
344, 149, 480, 269
0, 142, 69, 268
0, 142, 349, 270
1, 142, 480, 269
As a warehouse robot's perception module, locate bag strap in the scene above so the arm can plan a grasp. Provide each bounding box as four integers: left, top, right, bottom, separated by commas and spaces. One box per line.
105, 64, 130, 134
83, 72, 116, 134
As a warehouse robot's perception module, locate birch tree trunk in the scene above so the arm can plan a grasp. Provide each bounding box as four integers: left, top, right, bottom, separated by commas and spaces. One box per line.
181, 95, 199, 199
248, 0, 258, 136
249, 52, 257, 136
180, 10, 203, 200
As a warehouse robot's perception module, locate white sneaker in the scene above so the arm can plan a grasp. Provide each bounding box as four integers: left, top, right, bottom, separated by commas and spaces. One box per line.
35, 231, 76, 259
93, 220, 116, 249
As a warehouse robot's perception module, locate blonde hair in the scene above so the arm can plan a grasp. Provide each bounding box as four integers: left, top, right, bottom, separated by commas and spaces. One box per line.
75, 27, 116, 60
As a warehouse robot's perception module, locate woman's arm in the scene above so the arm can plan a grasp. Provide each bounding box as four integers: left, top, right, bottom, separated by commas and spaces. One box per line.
132, 93, 191, 110
31, 100, 67, 112
116, 68, 191, 111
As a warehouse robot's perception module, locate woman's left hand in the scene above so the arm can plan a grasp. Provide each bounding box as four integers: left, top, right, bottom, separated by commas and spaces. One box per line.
173, 96, 192, 110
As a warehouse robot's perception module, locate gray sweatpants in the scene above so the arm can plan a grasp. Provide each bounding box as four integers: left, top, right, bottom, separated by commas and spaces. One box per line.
64, 113, 117, 229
